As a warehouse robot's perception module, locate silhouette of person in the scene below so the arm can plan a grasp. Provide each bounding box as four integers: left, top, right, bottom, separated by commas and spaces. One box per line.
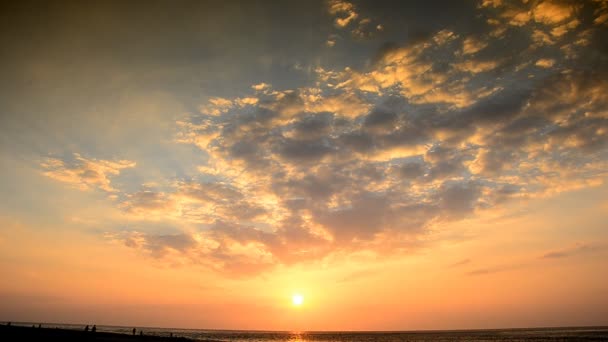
7, 322, 11, 327
170, 332, 173, 338
38, 324, 42, 328
84, 325, 89, 332
140, 331, 143, 336
92, 325, 97, 333
132, 328, 136, 335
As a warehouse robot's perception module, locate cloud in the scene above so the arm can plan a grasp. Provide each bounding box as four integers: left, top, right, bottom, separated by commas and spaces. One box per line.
476, 0, 599, 54
275, 138, 335, 163
108, 217, 333, 275
490, 1, 578, 29
122, 191, 176, 217
330, 30, 504, 109
328, 0, 358, 28
533, 1, 578, 25
199, 96, 259, 116
351, 18, 384, 40
433, 30, 458, 45
138, 233, 198, 257
120, 181, 269, 224
532, 29, 556, 46
114, 230, 241, 270
38, 0, 608, 276
327, 0, 383, 40
165, 34, 606, 274
535, 58, 555, 68
480, 0, 503, 8
541, 243, 604, 259
453, 59, 500, 74
461, 37, 488, 55
41, 154, 135, 192
252, 82, 271, 91
467, 242, 606, 277
466, 264, 523, 276
595, 3, 608, 25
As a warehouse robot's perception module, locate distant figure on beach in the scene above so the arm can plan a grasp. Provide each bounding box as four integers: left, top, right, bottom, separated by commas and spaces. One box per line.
132, 328, 136, 335
7, 322, 10, 327
85, 325, 89, 332
92, 325, 97, 333
140, 331, 143, 336
38, 324, 41, 328
170, 332, 173, 338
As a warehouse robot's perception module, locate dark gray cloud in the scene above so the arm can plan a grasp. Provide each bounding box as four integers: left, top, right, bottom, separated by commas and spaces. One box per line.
363, 110, 399, 133
290, 113, 335, 140
275, 138, 335, 163
396, 160, 426, 179
124, 233, 197, 259
338, 131, 376, 153
438, 181, 481, 218
274, 167, 348, 200
316, 192, 392, 241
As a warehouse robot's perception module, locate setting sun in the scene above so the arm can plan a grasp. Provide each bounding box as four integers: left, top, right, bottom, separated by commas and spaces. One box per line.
292, 294, 304, 306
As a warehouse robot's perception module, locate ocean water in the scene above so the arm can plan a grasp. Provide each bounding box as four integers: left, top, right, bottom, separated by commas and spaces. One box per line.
9, 323, 608, 341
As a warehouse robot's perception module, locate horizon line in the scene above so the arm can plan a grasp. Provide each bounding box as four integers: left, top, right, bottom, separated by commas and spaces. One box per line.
3, 321, 608, 334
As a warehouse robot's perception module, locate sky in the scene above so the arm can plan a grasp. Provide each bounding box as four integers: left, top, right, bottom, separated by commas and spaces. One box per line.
1, 0, 608, 331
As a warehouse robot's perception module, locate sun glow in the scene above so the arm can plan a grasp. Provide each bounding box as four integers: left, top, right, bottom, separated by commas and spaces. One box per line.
292, 293, 304, 306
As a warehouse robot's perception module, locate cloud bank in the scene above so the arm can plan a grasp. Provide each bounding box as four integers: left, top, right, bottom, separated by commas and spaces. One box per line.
41, 0, 608, 276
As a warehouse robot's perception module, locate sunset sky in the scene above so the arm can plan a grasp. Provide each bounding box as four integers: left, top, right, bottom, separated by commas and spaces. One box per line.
1, 0, 608, 331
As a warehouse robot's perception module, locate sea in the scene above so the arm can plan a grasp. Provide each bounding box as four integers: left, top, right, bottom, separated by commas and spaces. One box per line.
6, 322, 608, 341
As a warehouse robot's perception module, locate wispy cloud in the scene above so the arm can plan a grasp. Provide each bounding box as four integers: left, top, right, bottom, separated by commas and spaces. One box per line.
326, 0, 383, 44
41, 154, 135, 193
447, 258, 471, 268
466, 242, 606, 277
466, 264, 523, 276
328, 0, 359, 28
541, 243, 604, 259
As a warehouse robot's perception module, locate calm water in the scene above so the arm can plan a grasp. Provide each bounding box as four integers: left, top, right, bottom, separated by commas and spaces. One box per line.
8, 322, 608, 341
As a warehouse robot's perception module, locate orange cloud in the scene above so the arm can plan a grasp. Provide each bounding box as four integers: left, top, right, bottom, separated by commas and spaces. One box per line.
327, 0, 358, 28
41, 154, 135, 192
533, 1, 577, 25
461, 37, 488, 55
453, 60, 500, 74
535, 58, 555, 68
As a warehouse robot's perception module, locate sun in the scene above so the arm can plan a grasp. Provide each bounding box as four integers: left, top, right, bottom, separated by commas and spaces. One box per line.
292, 293, 304, 306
